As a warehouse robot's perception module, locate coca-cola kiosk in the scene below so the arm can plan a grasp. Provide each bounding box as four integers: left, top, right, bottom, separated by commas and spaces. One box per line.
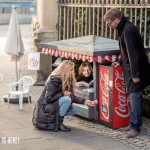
41, 35, 130, 129
99, 65, 130, 129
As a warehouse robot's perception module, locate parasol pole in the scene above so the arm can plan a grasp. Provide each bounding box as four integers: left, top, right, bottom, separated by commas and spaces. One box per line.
15, 57, 19, 90
15, 58, 18, 82
14, 5, 19, 89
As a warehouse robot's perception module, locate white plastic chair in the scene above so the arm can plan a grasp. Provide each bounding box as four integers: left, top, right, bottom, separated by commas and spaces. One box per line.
7, 76, 34, 110
0, 73, 3, 82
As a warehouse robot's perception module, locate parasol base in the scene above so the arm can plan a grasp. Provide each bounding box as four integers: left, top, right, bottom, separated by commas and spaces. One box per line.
34, 80, 45, 86
3, 95, 31, 104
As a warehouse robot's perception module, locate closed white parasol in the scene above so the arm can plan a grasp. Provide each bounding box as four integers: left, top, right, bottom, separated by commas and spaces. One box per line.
4, 5, 25, 82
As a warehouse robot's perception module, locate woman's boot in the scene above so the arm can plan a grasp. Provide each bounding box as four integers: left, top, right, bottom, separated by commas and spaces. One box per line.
58, 116, 71, 131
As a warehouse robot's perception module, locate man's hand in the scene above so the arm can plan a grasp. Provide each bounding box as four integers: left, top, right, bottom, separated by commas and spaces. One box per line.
132, 78, 140, 83
111, 62, 120, 67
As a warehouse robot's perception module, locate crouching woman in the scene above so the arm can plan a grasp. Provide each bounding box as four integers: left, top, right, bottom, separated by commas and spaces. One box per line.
32, 60, 97, 132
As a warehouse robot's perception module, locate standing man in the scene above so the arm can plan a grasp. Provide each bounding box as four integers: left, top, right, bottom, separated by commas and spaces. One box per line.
104, 8, 150, 138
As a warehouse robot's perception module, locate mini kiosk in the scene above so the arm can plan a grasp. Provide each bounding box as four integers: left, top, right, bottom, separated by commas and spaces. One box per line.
41, 35, 130, 129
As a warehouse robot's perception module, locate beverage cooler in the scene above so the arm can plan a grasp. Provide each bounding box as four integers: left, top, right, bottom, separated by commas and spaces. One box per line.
99, 65, 130, 129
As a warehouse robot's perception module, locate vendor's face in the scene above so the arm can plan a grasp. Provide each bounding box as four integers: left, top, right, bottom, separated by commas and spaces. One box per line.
82, 66, 91, 77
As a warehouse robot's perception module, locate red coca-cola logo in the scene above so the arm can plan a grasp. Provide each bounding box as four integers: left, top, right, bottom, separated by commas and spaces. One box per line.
114, 70, 130, 118
29, 58, 38, 68
100, 71, 109, 120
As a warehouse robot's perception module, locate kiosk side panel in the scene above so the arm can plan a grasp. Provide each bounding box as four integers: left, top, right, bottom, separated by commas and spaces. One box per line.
113, 66, 130, 128
99, 66, 110, 123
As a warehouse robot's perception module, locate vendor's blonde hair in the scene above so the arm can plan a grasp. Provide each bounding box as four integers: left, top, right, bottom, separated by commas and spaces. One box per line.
46, 60, 76, 92
78, 62, 92, 76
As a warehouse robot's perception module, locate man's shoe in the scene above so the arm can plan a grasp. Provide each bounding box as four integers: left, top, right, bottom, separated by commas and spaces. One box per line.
126, 129, 140, 138
118, 126, 131, 132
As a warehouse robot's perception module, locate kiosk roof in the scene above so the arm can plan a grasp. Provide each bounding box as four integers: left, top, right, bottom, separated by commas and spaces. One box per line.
42, 35, 120, 56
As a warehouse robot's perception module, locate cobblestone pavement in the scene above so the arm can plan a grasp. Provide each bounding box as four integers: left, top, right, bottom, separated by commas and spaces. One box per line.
30, 86, 150, 150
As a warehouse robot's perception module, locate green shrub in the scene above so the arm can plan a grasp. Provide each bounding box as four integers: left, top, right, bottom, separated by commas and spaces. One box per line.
144, 85, 150, 97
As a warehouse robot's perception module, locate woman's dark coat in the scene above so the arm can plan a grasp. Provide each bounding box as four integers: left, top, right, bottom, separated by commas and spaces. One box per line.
117, 17, 150, 93
32, 77, 85, 131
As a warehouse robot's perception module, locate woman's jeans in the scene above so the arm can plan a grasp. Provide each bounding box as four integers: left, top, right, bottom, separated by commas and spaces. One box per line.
59, 96, 78, 116
129, 91, 142, 132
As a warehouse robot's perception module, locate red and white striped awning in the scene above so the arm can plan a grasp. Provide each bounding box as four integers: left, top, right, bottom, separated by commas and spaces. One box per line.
42, 48, 120, 63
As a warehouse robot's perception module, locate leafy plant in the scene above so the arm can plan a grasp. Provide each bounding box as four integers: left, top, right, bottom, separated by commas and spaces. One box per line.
144, 85, 150, 97
74, 9, 86, 25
